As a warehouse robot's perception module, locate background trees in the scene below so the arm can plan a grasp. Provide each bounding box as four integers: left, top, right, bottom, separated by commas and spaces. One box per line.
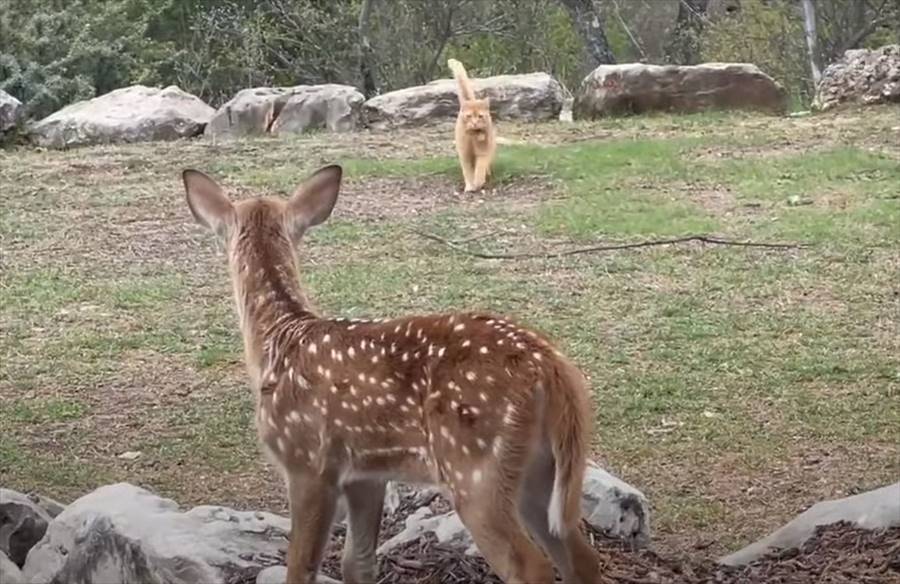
2, 0, 898, 117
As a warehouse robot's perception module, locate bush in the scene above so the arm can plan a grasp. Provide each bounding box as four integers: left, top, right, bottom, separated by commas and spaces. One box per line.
701, 0, 811, 108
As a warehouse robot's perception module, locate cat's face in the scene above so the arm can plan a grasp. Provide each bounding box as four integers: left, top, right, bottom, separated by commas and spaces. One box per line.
461, 99, 491, 131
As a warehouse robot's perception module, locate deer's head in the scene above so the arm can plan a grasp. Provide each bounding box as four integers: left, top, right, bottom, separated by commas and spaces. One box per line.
181, 164, 343, 249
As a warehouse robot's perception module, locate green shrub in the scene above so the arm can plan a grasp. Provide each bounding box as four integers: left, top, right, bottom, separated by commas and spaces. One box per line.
701, 0, 811, 108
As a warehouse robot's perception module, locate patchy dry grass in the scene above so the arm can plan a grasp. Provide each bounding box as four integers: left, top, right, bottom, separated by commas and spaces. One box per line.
1, 106, 898, 559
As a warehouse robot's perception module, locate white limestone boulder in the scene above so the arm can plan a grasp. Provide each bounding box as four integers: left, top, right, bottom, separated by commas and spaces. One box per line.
573, 62, 787, 118
814, 45, 900, 110
719, 481, 900, 566
0, 488, 53, 568
22, 483, 288, 584
28, 85, 214, 148
0, 90, 23, 134
205, 84, 364, 138
363, 72, 565, 128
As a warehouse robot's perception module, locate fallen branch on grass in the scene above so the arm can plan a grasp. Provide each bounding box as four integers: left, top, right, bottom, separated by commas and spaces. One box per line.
410, 230, 807, 260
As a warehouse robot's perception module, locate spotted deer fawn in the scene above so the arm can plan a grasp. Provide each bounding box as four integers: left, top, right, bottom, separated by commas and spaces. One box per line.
182, 165, 602, 584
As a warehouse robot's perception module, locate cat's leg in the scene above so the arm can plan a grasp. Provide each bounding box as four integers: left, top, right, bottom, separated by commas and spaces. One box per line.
461, 152, 477, 192
472, 155, 490, 191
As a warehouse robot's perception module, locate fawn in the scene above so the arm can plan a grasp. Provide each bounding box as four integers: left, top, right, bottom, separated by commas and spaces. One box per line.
182, 165, 602, 584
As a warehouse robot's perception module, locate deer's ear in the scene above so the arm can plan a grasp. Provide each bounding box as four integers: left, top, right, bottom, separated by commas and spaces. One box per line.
285, 165, 342, 243
183, 170, 234, 237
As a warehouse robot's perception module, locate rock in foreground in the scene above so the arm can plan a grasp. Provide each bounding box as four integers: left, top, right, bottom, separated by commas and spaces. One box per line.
814, 45, 900, 111
573, 63, 787, 119
0, 488, 53, 567
28, 85, 214, 149
719, 481, 900, 566
22, 483, 288, 584
363, 72, 565, 128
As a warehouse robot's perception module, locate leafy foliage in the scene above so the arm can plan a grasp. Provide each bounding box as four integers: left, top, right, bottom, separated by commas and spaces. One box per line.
1, 0, 898, 116
701, 0, 811, 106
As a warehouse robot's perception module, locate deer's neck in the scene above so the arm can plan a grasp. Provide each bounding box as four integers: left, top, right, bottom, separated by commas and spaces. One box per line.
229, 238, 317, 389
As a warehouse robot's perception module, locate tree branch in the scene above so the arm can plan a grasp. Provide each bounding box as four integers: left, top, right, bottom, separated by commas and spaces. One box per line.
410, 230, 806, 260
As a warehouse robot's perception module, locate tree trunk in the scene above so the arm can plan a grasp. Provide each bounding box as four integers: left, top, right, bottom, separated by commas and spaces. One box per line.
665, 0, 710, 65
358, 0, 378, 98
558, 0, 616, 67
800, 0, 821, 86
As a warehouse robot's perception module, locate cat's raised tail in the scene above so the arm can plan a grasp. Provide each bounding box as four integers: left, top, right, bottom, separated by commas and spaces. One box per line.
448, 58, 476, 102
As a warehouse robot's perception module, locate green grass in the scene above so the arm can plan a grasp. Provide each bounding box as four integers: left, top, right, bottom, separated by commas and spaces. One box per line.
1, 107, 898, 556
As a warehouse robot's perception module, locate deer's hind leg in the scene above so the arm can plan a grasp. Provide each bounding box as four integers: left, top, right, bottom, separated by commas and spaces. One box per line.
455, 483, 555, 584
517, 440, 602, 584
429, 397, 554, 583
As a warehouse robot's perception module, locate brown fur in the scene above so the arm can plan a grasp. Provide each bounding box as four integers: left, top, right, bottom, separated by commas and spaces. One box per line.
182, 166, 601, 584
448, 59, 497, 193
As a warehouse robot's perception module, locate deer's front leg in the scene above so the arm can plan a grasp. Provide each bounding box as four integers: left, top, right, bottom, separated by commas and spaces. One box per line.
341, 480, 386, 584
285, 472, 340, 584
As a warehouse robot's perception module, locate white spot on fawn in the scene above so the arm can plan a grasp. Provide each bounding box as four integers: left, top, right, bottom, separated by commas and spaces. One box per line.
479, 346, 488, 354
472, 469, 483, 483
466, 371, 477, 382
308, 342, 318, 355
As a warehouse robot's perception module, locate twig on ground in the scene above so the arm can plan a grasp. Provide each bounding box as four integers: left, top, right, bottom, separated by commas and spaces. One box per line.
410, 230, 807, 260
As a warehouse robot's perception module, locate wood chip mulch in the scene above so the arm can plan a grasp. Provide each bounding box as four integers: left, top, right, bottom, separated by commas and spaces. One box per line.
369, 520, 900, 584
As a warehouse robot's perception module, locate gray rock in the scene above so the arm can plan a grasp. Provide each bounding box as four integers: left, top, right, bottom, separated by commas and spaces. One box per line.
719, 482, 900, 566
0, 90, 23, 134
573, 62, 788, 119
814, 45, 900, 111
28, 85, 214, 149
24, 493, 65, 520
256, 565, 341, 584
378, 507, 478, 556
22, 483, 289, 584
581, 460, 651, 546
204, 87, 290, 138
206, 85, 364, 139
1, 550, 24, 584
271, 85, 364, 135
0, 489, 52, 567
363, 72, 565, 128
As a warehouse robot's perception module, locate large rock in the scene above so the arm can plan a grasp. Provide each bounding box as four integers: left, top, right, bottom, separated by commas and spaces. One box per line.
581, 460, 650, 545
719, 482, 900, 566
573, 63, 788, 119
28, 85, 214, 149
0, 489, 52, 568
0, 90, 23, 134
204, 87, 287, 138
363, 72, 565, 128
1, 551, 24, 584
205, 84, 364, 138
814, 45, 900, 111
22, 483, 288, 584
271, 85, 364, 135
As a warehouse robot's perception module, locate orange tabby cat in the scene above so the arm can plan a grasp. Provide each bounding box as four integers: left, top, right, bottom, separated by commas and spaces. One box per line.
448, 58, 497, 193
